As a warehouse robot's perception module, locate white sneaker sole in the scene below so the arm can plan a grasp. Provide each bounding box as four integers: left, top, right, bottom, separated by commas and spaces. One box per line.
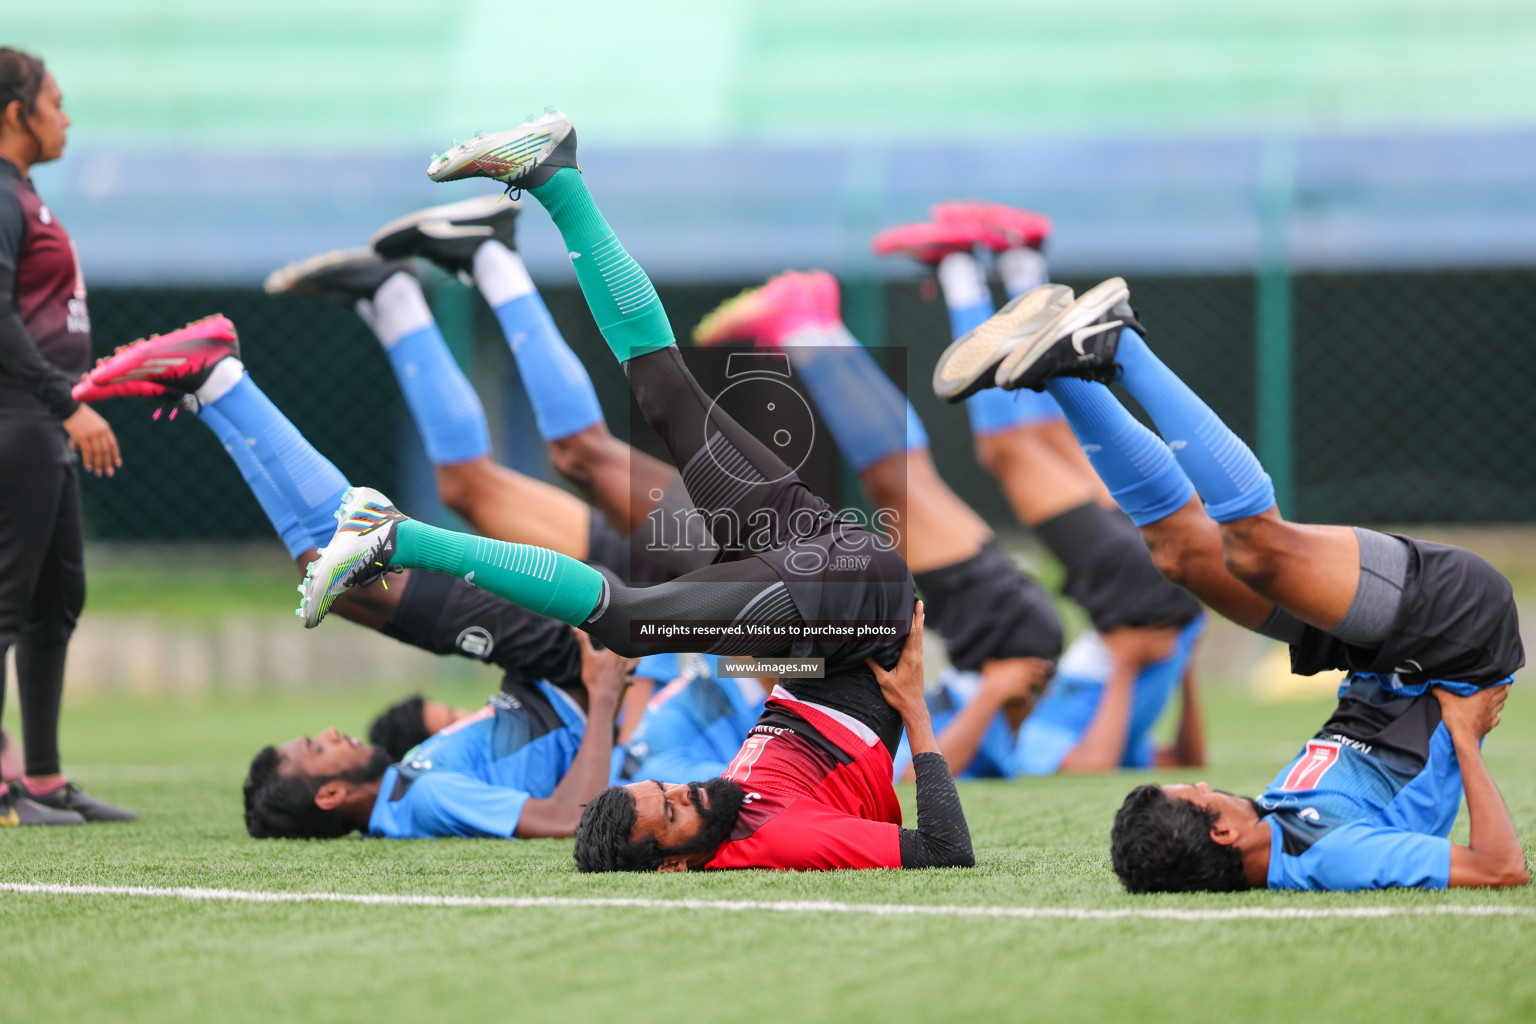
931, 284, 1074, 401
994, 277, 1129, 390
370, 194, 519, 251
296, 486, 397, 629
427, 112, 573, 184
263, 247, 377, 296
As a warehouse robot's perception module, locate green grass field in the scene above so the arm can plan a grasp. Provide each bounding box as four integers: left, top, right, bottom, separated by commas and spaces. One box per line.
3, 682, 1534, 1024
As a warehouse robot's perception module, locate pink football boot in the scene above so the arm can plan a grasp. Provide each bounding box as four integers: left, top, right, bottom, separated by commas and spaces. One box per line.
692, 272, 838, 349
931, 200, 1053, 251
869, 219, 1008, 266
72, 314, 239, 403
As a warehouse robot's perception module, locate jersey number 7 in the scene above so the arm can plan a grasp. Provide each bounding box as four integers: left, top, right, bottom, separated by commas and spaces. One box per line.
1281, 740, 1341, 792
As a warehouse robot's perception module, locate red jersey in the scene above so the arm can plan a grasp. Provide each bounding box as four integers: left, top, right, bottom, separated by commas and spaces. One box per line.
705, 688, 904, 871
0, 157, 91, 418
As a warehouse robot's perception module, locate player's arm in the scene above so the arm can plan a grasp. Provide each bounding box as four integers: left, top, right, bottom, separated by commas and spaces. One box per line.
868, 603, 975, 869
1059, 626, 1176, 773
1155, 659, 1206, 768
928, 659, 1047, 778
1438, 686, 1530, 889
514, 632, 634, 838
617, 677, 654, 745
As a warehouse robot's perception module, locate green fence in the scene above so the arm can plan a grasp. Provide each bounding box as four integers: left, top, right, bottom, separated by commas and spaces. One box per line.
79, 267, 1536, 547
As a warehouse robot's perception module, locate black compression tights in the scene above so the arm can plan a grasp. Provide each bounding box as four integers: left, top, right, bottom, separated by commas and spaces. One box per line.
572, 347, 840, 659
585, 555, 799, 658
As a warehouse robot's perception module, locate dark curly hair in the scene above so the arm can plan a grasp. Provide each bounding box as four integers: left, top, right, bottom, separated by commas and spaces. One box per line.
574, 778, 746, 873
573, 786, 666, 873
368, 695, 430, 762
1110, 784, 1249, 893
0, 48, 45, 129
242, 746, 355, 839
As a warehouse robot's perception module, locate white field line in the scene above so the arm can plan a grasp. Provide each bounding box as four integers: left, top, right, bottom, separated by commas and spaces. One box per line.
64, 765, 197, 782
2, 882, 1532, 922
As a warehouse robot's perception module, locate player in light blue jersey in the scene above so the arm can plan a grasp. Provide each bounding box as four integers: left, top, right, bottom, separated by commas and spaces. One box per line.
617, 652, 767, 784
951, 275, 1527, 891
894, 616, 1206, 781
243, 633, 634, 840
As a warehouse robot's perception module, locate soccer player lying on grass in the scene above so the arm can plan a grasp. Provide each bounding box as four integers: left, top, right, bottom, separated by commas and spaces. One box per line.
579, 603, 977, 872
287, 110, 970, 870
238, 629, 633, 840
878, 208, 1211, 776
69, 335, 653, 841
948, 275, 1528, 891
697, 269, 1205, 776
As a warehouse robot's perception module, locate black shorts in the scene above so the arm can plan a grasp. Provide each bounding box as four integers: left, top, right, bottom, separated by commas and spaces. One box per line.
1290, 536, 1524, 686
912, 543, 1062, 672
756, 529, 916, 671
1057, 508, 1203, 633
761, 533, 915, 756
380, 571, 584, 692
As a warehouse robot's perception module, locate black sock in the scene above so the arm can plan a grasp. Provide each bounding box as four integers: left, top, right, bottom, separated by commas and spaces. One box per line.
16, 638, 67, 777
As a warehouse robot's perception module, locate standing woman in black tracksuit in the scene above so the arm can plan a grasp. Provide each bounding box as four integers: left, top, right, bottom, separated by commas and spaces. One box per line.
0, 48, 132, 824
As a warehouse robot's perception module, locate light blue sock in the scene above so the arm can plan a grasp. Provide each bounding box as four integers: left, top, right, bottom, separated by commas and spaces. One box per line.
473, 240, 604, 441
195, 363, 352, 546
199, 405, 314, 558
1044, 377, 1195, 526
1113, 329, 1275, 522
935, 251, 1063, 435
784, 325, 926, 471
364, 272, 492, 465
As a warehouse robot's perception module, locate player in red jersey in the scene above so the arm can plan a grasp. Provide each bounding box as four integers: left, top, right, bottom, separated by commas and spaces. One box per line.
574, 603, 976, 872
0, 48, 131, 826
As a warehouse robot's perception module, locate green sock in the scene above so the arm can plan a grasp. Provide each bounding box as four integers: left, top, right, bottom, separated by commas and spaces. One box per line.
529, 167, 676, 363
391, 519, 605, 627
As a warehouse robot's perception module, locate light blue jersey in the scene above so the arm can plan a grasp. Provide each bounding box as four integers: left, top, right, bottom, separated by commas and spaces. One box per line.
366, 682, 586, 839
1011, 616, 1205, 775
620, 653, 766, 783
891, 668, 1016, 780
892, 617, 1204, 780
1261, 677, 1462, 890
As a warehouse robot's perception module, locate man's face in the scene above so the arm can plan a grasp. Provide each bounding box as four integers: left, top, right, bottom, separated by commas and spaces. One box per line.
1161, 782, 1262, 833
626, 779, 710, 849
624, 777, 747, 869
421, 700, 466, 736
276, 726, 380, 780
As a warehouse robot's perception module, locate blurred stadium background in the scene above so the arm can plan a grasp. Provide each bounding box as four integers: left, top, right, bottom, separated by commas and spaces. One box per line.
12, 1, 1536, 695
